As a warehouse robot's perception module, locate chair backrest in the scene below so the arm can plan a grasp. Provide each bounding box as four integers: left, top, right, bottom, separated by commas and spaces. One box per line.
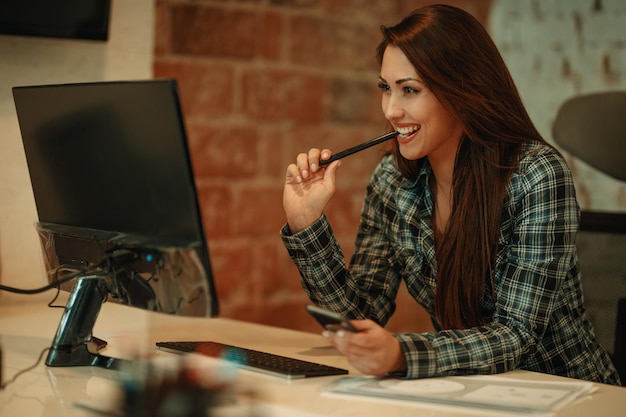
552, 91, 626, 182
576, 212, 626, 382
553, 91, 626, 382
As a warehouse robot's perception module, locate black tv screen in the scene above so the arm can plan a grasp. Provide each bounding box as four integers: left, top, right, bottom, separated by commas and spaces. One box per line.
0, 0, 111, 41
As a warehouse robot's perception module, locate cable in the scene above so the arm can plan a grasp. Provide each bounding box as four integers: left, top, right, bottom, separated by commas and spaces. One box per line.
0, 246, 158, 297
47, 267, 81, 308
0, 267, 89, 295
0, 347, 50, 390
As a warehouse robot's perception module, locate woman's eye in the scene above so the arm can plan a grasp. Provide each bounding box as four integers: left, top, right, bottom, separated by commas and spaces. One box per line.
403, 86, 420, 94
377, 82, 390, 92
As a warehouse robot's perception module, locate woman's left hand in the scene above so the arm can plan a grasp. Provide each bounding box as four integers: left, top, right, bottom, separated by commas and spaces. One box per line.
323, 319, 407, 376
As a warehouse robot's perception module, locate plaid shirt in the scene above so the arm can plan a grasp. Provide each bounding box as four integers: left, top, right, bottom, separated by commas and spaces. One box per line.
282, 141, 620, 385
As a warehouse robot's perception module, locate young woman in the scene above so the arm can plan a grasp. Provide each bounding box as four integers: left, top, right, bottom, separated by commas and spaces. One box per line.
281, 4, 621, 385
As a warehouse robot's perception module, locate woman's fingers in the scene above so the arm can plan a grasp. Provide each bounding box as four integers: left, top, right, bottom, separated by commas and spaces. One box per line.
307, 148, 322, 175
288, 148, 336, 182
285, 163, 302, 184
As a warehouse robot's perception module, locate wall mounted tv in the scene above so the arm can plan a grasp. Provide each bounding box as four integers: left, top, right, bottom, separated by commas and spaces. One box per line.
0, 0, 111, 41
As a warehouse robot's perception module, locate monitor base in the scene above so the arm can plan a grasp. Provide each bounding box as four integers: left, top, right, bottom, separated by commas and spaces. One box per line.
45, 275, 128, 370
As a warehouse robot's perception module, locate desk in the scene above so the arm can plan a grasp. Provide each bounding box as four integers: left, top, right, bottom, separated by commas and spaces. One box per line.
0, 298, 624, 416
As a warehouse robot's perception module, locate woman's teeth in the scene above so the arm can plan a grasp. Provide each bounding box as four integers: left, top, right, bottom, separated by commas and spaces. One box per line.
396, 126, 420, 138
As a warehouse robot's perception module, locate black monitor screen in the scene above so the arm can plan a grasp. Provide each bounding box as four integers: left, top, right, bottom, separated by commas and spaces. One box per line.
0, 0, 111, 41
13, 80, 218, 319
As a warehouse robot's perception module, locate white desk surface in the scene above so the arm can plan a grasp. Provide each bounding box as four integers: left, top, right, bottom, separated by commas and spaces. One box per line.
0, 296, 624, 417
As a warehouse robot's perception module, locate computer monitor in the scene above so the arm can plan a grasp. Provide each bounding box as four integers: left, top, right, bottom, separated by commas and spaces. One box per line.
12, 79, 219, 369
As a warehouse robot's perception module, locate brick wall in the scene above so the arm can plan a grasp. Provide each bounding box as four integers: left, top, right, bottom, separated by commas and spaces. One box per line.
153, 0, 491, 332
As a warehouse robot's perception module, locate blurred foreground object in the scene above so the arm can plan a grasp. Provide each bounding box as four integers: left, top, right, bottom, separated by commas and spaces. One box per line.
117, 354, 259, 417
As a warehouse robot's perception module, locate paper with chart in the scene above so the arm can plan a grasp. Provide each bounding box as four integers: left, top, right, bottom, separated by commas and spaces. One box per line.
322, 374, 594, 414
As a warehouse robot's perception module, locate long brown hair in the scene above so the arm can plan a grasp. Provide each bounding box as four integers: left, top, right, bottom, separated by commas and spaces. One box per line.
376, 5, 545, 329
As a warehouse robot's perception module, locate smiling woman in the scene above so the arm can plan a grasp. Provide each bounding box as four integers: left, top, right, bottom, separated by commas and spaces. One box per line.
279, 4, 621, 386
378, 46, 464, 171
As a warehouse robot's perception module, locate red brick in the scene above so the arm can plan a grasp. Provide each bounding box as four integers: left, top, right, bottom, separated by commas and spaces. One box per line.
322, 0, 398, 21
154, 1, 172, 55
268, 0, 321, 8
232, 185, 285, 235
242, 69, 327, 122
196, 184, 233, 238
328, 77, 386, 125
186, 124, 259, 179
288, 15, 379, 71
260, 10, 284, 61
207, 240, 256, 311
170, 4, 259, 59
386, 284, 436, 333
257, 126, 289, 180
253, 241, 304, 296
212, 239, 310, 325
153, 60, 234, 118
248, 301, 317, 331
283, 125, 359, 156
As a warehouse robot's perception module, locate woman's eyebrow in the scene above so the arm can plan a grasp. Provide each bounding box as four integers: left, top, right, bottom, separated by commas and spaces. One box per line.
395, 77, 422, 84
378, 76, 423, 85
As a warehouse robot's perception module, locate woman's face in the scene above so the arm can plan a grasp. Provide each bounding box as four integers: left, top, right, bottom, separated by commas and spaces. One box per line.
379, 46, 464, 164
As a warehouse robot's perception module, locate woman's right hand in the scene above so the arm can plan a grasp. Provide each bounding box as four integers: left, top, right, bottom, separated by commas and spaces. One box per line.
283, 148, 341, 233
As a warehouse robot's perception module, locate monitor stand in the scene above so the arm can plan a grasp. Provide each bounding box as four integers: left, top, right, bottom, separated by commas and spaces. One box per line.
45, 275, 128, 370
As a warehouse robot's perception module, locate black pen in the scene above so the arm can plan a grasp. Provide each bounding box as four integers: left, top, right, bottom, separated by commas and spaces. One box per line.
318, 131, 399, 166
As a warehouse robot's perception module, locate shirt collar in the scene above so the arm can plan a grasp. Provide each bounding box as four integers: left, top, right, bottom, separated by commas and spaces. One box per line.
398, 158, 433, 191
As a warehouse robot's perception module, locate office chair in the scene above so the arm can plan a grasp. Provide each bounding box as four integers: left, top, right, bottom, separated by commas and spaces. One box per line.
552, 91, 626, 382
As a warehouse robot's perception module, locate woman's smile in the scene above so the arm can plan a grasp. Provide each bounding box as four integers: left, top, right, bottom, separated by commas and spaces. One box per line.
396, 125, 421, 144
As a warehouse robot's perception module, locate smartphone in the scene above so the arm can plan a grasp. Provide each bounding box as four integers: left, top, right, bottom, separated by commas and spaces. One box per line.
305, 305, 357, 332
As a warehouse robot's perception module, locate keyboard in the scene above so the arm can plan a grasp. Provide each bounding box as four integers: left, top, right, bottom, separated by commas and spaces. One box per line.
155, 341, 349, 380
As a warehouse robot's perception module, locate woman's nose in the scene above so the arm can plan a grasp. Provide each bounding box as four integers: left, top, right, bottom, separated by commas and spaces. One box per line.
382, 94, 403, 121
